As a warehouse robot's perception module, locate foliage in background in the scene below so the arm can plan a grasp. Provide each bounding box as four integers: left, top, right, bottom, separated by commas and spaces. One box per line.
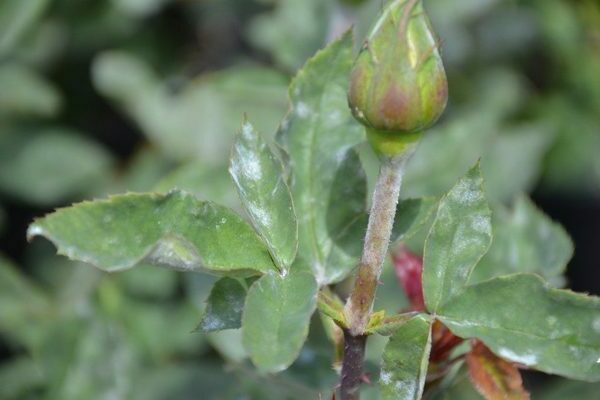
1, 0, 599, 399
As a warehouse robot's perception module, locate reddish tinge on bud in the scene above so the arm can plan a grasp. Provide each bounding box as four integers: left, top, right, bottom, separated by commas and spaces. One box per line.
392, 245, 425, 311
348, 0, 448, 156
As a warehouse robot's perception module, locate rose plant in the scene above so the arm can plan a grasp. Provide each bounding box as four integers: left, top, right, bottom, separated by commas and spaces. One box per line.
26, 1, 600, 399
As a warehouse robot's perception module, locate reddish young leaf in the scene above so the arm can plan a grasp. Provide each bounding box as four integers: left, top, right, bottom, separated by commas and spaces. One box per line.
466, 340, 530, 400
392, 245, 425, 311
430, 320, 463, 363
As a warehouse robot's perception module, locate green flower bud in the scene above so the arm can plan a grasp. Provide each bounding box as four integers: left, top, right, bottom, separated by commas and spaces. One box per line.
348, 0, 448, 156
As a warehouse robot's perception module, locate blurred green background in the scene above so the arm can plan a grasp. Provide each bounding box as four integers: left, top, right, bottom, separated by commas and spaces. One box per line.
0, 0, 599, 399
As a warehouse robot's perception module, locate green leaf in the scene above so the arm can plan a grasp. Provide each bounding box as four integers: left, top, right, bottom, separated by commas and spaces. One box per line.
28, 190, 277, 276
322, 195, 437, 286
154, 161, 240, 211
324, 149, 368, 260
539, 379, 600, 400
200, 278, 247, 332
207, 329, 247, 363
372, 312, 419, 336
248, 0, 332, 70
118, 299, 204, 361
317, 289, 347, 328
0, 0, 50, 56
39, 317, 136, 400
391, 197, 438, 243
0, 254, 49, 348
470, 195, 573, 285
230, 121, 298, 271
0, 357, 45, 399
93, 53, 288, 163
427, 373, 484, 400
380, 315, 432, 400
401, 70, 527, 200
112, 0, 170, 18
242, 271, 318, 373
277, 31, 366, 284
438, 274, 600, 381
117, 147, 173, 193
0, 62, 62, 118
481, 124, 554, 202
422, 163, 492, 313
118, 265, 178, 300
0, 129, 113, 205
402, 112, 496, 199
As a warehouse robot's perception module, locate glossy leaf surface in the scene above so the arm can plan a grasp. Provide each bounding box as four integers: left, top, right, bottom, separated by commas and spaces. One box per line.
230, 121, 297, 271
28, 190, 277, 276
242, 271, 318, 373
380, 315, 432, 400
277, 31, 365, 284
423, 164, 492, 312
439, 274, 600, 381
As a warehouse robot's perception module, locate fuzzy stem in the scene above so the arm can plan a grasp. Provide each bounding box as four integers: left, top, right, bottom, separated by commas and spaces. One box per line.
339, 150, 414, 399
344, 152, 411, 335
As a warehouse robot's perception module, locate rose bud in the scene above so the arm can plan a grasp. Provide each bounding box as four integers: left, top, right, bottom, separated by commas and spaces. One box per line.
348, 0, 448, 156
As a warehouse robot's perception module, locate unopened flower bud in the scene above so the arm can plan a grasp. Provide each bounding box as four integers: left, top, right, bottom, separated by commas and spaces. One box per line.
348, 0, 448, 156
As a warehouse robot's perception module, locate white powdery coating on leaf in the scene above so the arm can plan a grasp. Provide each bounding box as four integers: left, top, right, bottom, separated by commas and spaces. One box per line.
470, 214, 490, 234
380, 371, 392, 385
202, 314, 223, 331
498, 348, 537, 366
296, 102, 311, 118
592, 316, 600, 333
248, 204, 271, 227
241, 122, 254, 140
451, 179, 480, 205
234, 147, 262, 181
313, 261, 326, 285
396, 380, 416, 397
26, 224, 44, 238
